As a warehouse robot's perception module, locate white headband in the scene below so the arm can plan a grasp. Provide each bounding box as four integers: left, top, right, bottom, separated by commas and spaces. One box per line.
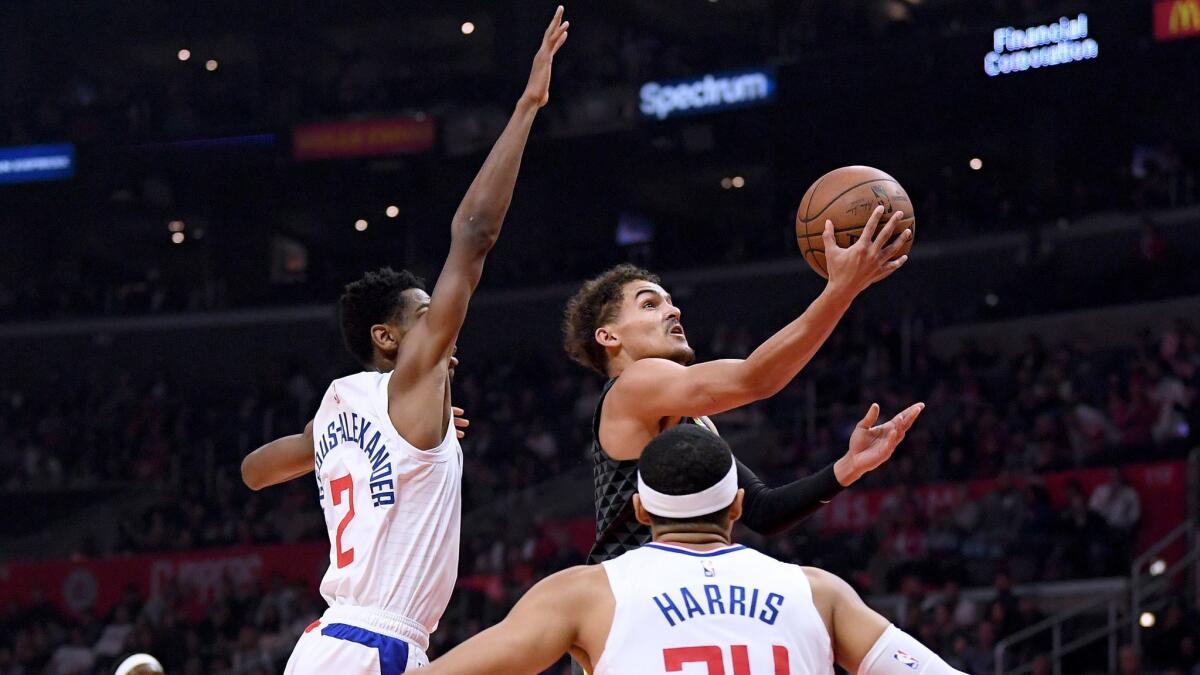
637, 457, 738, 518
115, 654, 163, 675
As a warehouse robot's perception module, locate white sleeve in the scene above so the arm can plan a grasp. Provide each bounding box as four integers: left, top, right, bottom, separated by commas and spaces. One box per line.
859, 624, 968, 675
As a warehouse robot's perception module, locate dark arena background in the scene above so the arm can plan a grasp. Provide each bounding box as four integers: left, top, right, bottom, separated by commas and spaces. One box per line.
2, 1, 1199, 674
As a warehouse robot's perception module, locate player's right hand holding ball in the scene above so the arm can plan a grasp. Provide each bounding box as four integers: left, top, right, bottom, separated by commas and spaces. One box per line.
822, 205, 912, 295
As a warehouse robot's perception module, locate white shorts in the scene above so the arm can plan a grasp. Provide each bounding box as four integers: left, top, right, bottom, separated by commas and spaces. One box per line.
284, 607, 431, 675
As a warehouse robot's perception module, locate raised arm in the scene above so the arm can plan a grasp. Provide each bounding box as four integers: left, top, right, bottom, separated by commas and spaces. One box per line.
610, 206, 911, 421
393, 8, 569, 377
424, 565, 608, 675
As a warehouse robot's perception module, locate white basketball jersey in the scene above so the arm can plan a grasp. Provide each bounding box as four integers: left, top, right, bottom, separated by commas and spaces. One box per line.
311, 371, 462, 637
595, 543, 835, 675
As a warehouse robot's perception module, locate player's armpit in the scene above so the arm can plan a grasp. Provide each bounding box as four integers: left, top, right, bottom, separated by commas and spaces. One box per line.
802, 566, 890, 672
424, 566, 601, 675
240, 421, 314, 491
610, 357, 771, 423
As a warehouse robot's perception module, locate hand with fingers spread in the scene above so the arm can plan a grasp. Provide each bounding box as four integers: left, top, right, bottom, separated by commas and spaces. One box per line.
833, 401, 926, 486
521, 6, 570, 108
822, 205, 913, 297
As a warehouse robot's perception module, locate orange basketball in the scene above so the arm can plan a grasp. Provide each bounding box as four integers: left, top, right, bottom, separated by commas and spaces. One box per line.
795, 166, 916, 279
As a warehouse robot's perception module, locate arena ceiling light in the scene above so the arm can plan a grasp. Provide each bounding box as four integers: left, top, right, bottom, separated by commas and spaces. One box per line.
461, 22, 476, 35
177, 49, 191, 62
205, 59, 219, 72
970, 158, 983, 170
355, 219, 369, 232
386, 206, 399, 218
170, 232, 185, 244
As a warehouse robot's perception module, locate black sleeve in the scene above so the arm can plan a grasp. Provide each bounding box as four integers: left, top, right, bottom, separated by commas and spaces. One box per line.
736, 458, 844, 536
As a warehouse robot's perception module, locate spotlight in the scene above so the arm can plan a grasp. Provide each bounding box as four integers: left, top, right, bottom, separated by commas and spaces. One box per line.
386, 206, 399, 218
167, 220, 185, 233
461, 22, 475, 35
170, 232, 185, 244
731, 176, 745, 188
720, 177, 733, 189
205, 59, 219, 72
177, 49, 191, 62
970, 158, 983, 171
354, 219, 369, 232
1139, 612, 1156, 628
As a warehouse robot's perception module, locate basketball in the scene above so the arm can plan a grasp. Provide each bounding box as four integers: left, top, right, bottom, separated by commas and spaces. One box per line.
795, 166, 916, 279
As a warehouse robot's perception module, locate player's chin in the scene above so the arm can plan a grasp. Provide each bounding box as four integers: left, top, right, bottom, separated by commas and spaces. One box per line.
670, 344, 696, 366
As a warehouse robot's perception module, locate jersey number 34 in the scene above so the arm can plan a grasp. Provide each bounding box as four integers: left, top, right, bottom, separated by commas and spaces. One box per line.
664, 645, 791, 675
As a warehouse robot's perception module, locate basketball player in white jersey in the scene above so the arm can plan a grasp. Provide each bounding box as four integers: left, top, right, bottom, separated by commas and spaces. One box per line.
240, 9, 571, 674
423, 424, 965, 675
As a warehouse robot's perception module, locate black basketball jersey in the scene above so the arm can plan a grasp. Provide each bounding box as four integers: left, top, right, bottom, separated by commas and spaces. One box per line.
587, 378, 709, 564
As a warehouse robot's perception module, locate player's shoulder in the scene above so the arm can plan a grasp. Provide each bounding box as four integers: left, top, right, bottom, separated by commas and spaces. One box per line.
531, 564, 611, 606
612, 358, 686, 392
800, 566, 860, 606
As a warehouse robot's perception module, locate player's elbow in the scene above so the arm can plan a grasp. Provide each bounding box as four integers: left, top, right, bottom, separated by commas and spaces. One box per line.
454, 216, 501, 254
240, 457, 266, 491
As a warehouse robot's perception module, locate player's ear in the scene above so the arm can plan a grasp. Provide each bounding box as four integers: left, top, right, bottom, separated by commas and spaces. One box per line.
633, 494, 653, 526
595, 325, 619, 348
727, 489, 745, 524
371, 323, 398, 353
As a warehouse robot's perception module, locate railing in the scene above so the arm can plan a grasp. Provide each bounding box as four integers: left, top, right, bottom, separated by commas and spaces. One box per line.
996, 447, 1200, 674
993, 588, 1125, 675
1130, 446, 1200, 651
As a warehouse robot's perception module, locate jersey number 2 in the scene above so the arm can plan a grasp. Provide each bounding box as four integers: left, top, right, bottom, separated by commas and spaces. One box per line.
331, 474, 356, 568
663, 645, 791, 675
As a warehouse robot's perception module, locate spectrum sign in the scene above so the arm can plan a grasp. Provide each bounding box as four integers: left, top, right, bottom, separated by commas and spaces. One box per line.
639, 68, 775, 120
0, 144, 75, 185
984, 13, 1098, 77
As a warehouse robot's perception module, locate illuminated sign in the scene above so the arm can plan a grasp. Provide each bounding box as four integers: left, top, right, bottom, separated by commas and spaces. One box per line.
639, 69, 775, 120
1155, 0, 1200, 41
984, 14, 1098, 77
0, 144, 75, 184
293, 117, 434, 161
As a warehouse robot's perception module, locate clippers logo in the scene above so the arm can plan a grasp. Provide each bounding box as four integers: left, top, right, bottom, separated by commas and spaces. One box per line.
893, 650, 920, 670
1155, 0, 1200, 41
702, 561, 716, 578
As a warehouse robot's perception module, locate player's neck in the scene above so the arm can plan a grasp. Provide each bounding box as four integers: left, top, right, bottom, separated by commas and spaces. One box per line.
653, 529, 732, 550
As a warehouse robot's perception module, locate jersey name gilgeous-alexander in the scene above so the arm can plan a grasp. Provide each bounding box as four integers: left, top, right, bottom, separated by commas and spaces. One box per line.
310, 370, 463, 638
315, 411, 396, 507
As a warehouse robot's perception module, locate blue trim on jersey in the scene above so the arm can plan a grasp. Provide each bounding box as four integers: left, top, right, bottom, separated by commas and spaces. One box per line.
321, 623, 410, 673
642, 543, 747, 557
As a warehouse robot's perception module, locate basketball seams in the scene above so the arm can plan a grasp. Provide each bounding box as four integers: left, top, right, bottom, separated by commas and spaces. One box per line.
798, 178, 899, 225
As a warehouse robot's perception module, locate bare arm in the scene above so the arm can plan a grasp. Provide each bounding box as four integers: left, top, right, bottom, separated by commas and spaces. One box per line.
611, 207, 911, 421
803, 566, 890, 672
424, 566, 606, 675
392, 8, 569, 379
241, 421, 314, 491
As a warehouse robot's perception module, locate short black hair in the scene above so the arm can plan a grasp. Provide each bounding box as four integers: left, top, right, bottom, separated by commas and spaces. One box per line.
638, 425, 735, 527
562, 264, 660, 375
337, 267, 425, 368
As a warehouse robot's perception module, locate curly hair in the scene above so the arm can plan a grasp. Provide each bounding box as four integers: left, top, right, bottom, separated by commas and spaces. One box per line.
562, 263, 660, 376
338, 267, 426, 368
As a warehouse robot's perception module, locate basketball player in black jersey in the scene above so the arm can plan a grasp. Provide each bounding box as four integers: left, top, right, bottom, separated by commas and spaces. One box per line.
563, 205, 919, 563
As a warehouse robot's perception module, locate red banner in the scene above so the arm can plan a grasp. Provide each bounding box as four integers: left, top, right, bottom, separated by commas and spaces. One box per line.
0, 542, 329, 617
812, 460, 1187, 550
1155, 0, 1200, 41
292, 117, 434, 160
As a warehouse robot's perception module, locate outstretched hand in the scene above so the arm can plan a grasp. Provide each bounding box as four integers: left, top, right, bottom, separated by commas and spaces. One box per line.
833, 401, 925, 486
522, 6, 570, 108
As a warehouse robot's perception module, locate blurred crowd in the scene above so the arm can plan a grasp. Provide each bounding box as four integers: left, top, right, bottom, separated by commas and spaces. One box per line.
1, 303, 1197, 672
